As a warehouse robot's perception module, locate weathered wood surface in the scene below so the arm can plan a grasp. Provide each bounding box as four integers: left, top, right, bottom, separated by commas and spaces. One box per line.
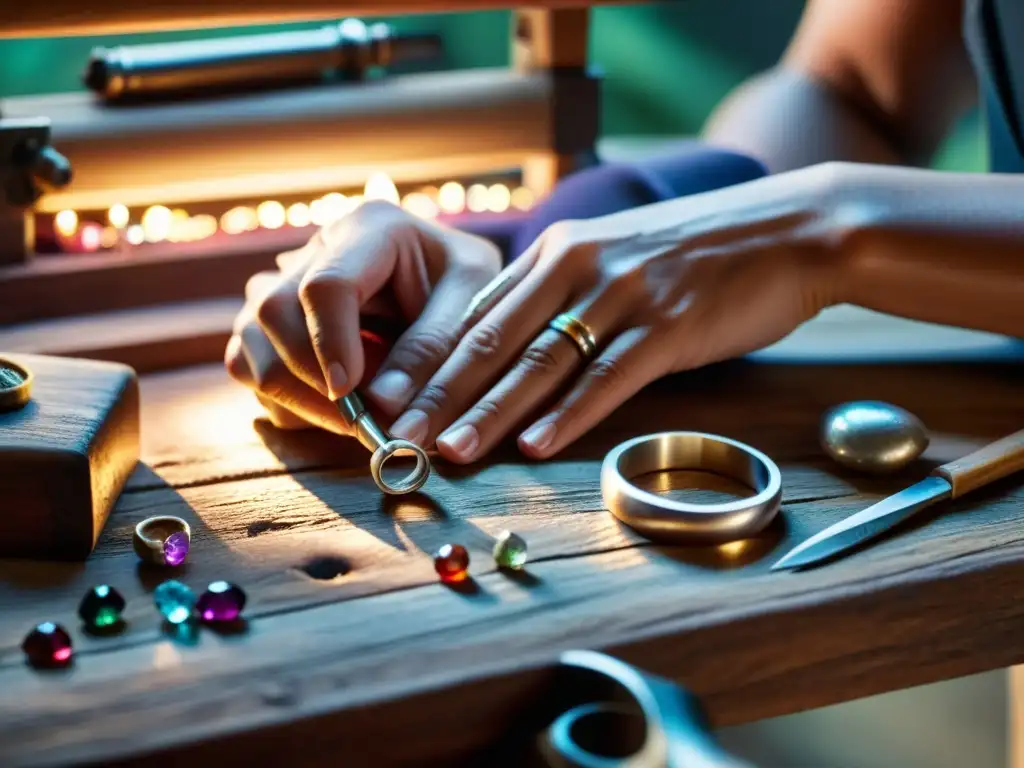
0, 354, 139, 560
0, 307, 1023, 766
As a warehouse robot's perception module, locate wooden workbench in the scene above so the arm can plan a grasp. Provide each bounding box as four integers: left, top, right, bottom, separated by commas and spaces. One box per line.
0, 306, 1022, 766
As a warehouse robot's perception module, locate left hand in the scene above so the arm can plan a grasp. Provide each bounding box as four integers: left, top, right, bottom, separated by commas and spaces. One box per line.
388, 163, 850, 462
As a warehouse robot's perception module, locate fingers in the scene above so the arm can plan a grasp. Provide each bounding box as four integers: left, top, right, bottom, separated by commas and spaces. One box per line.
256, 395, 316, 430
433, 298, 621, 463
298, 209, 414, 400
226, 323, 350, 435
517, 326, 668, 459
365, 257, 529, 418
388, 255, 573, 448
254, 269, 330, 397
226, 334, 310, 428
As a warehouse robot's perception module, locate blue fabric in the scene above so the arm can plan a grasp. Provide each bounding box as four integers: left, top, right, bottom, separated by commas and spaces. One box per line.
510, 143, 768, 258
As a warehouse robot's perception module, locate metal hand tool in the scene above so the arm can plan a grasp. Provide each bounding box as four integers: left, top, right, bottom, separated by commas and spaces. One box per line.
336, 391, 430, 495
773, 427, 1024, 571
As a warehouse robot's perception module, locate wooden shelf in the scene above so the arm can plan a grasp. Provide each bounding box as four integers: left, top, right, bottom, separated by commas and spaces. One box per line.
0, 298, 242, 373
0, 1, 630, 38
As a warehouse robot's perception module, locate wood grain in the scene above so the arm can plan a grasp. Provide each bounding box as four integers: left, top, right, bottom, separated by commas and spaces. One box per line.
935, 427, 1024, 498
0, 1, 629, 38
0, 312, 1022, 766
0, 354, 139, 560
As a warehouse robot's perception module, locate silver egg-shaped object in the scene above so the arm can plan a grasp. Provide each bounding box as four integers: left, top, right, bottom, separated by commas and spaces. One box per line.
820, 400, 929, 473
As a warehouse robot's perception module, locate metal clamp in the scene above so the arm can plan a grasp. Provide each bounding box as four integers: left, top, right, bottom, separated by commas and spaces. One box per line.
336, 391, 430, 495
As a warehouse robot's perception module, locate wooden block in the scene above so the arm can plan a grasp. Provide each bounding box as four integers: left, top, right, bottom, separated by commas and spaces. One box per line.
0, 353, 139, 560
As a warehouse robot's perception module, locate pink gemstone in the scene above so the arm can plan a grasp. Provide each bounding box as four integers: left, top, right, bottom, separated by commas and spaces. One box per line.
197, 581, 247, 622
163, 532, 190, 567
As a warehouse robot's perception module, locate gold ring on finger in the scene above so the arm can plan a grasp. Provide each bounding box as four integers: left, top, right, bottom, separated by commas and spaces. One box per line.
548, 313, 598, 359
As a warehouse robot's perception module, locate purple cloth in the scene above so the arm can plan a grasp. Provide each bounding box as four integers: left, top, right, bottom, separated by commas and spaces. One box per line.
510, 142, 767, 258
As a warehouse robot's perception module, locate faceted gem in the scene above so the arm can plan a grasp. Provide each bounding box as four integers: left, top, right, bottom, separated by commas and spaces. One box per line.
22, 622, 73, 667
163, 531, 190, 567
493, 530, 528, 570
153, 580, 197, 625
78, 584, 126, 628
433, 543, 470, 584
197, 581, 247, 622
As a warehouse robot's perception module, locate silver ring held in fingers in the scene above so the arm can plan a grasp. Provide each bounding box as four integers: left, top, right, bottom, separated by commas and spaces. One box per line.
336, 391, 431, 494
548, 313, 598, 359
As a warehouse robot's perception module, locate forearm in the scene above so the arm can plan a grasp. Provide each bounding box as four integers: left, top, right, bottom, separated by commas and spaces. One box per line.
833, 164, 1024, 338
702, 67, 906, 173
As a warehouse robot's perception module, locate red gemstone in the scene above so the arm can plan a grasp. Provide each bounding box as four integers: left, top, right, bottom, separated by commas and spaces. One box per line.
433, 544, 470, 583
22, 622, 73, 667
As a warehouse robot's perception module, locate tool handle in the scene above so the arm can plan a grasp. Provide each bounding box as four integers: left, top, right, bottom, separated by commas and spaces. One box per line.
933, 427, 1024, 498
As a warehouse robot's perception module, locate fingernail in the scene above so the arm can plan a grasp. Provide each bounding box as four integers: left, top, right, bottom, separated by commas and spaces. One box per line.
438, 424, 480, 461
390, 409, 429, 446
368, 370, 414, 411
327, 362, 348, 399
520, 422, 556, 454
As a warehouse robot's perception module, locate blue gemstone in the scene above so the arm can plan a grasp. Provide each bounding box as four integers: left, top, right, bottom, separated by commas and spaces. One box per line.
153, 580, 197, 625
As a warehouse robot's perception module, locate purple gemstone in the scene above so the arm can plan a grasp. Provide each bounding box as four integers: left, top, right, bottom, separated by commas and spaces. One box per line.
163, 532, 190, 567
197, 581, 247, 622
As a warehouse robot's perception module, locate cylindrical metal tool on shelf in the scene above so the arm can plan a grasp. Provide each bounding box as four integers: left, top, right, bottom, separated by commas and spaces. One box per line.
2, 68, 557, 212
83, 19, 444, 101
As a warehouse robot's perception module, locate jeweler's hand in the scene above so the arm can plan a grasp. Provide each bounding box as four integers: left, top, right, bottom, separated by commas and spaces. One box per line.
387, 164, 847, 461
225, 201, 502, 434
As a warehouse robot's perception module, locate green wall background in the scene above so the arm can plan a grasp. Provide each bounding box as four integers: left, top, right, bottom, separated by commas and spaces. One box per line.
0, 0, 983, 170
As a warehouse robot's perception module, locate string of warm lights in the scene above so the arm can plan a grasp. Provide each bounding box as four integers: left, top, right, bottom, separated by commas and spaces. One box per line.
50, 173, 536, 253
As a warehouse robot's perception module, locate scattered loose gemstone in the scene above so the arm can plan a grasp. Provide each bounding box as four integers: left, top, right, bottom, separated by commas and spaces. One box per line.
154, 580, 197, 625
22, 622, 73, 667
493, 530, 528, 570
163, 531, 190, 567
434, 543, 470, 584
78, 584, 126, 628
197, 581, 247, 622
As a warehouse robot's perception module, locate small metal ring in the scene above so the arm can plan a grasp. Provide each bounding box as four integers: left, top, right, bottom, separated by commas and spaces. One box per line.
0, 357, 34, 412
601, 431, 782, 543
548, 313, 597, 359
370, 439, 430, 494
133, 515, 191, 567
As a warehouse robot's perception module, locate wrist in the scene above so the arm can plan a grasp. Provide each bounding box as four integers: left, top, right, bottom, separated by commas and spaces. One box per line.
800, 161, 876, 309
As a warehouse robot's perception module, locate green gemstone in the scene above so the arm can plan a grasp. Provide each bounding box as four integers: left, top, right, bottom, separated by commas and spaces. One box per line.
78, 584, 126, 628
154, 580, 197, 625
493, 530, 528, 569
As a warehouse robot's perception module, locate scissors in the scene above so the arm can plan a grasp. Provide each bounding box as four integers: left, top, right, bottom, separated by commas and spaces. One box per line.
488, 650, 750, 767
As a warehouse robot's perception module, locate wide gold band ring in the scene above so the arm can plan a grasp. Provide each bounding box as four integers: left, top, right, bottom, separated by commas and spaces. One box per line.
549, 313, 597, 359
133, 516, 192, 567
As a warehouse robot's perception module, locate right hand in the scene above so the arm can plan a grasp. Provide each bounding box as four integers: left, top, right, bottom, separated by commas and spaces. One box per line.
224, 200, 503, 435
